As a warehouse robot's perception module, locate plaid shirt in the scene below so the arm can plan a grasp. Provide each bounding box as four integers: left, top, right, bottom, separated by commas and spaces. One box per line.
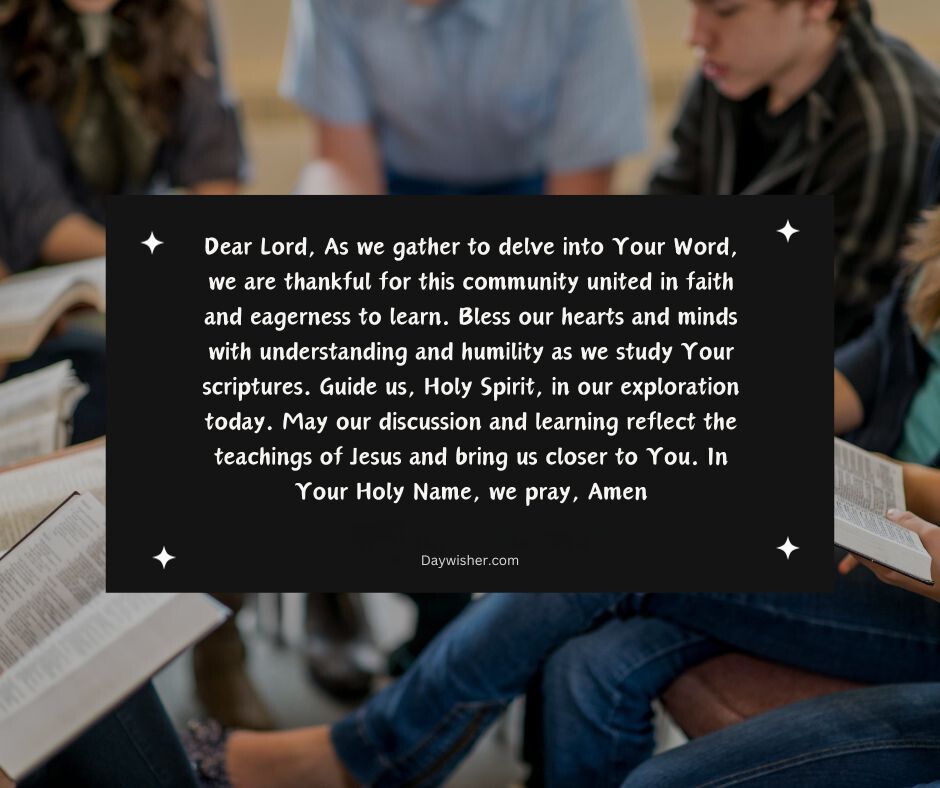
649, 4, 940, 345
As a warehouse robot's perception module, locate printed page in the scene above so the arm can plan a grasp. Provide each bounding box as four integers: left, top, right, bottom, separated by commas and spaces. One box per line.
0, 495, 105, 670
833, 497, 926, 552
0, 442, 106, 550
833, 437, 905, 514
0, 412, 61, 470
0, 362, 85, 426
0, 592, 224, 780
0, 592, 173, 714
0, 493, 225, 779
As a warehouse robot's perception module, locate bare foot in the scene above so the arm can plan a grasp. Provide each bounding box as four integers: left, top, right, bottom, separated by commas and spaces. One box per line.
226, 725, 358, 788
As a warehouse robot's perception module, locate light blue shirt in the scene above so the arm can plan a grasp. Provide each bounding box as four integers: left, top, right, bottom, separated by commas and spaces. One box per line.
281, 0, 648, 185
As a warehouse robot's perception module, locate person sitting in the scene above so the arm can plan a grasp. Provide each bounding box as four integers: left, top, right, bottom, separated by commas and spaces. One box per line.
190, 178, 940, 788
0, 0, 270, 733
279, 0, 652, 697
649, 0, 940, 345
620, 490, 940, 788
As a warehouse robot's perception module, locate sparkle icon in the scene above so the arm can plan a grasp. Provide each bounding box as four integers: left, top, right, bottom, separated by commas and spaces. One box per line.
777, 220, 799, 243
777, 537, 799, 559
153, 546, 175, 568
142, 232, 164, 254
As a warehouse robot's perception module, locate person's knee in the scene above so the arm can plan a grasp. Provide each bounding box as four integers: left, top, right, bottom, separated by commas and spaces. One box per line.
541, 633, 648, 730
542, 636, 592, 714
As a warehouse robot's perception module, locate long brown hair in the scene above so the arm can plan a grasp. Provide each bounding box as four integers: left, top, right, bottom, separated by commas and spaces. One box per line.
906, 208, 940, 337
0, 0, 208, 134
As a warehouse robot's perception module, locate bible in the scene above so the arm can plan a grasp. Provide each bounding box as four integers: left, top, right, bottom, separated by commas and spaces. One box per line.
0, 492, 227, 781
0, 362, 87, 468
834, 437, 933, 584
0, 438, 105, 552
0, 258, 105, 361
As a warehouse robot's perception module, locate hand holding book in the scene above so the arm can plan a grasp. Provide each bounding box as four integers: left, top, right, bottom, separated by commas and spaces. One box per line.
839, 509, 940, 603
833, 438, 934, 584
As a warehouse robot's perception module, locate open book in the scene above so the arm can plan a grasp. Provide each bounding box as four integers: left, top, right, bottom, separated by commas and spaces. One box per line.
834, 437, 933, 584
0, 257, 105, 361
0, 438, 105, 552
0, 492, 227, 781
0, 361, 87, 468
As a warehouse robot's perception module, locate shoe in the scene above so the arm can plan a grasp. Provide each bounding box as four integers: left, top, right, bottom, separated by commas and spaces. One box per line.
193, 616, 277, 731
304, 593, 383, 703
180, 719, 231, 788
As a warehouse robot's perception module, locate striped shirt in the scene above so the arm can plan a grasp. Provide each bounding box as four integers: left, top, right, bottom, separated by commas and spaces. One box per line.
649, 4, 940, 345
281, 0, 648, 185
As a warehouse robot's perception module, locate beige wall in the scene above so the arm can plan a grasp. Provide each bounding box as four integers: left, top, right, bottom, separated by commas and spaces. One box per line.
217, 0, 940, 195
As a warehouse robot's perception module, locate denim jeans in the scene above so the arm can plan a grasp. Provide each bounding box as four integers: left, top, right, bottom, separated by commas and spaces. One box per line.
20, 683, 198, 788
332, 593, 626, 786
540, 573, 940, 786
332, 570, 940, 787
622, 683, 940, 787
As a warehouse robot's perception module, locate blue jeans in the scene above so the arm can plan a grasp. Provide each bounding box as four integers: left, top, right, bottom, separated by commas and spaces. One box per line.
332, 573, 940, 786
20, 683, 198, 787
622, 684, 940, 787
540, 577, 940, 786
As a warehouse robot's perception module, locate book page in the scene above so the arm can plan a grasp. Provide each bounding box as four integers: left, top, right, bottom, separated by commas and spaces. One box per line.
0, 495, 105, 670
0, 592, 172, 715
0, 443, 106, 550
0, 592, 225, 780
0, 412, 61, 470
0, 258, 105, 325
833, 437, 905, 514
0, 362, 85, 426
833, 498, 926, 553
0, 491, 226, 779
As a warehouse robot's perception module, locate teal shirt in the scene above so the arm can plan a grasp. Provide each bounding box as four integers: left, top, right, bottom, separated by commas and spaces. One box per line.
895, 329, 940, 465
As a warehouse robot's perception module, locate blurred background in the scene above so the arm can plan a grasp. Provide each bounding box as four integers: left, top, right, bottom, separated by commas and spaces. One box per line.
219, 0, 940, 196
150, 2, 940, 785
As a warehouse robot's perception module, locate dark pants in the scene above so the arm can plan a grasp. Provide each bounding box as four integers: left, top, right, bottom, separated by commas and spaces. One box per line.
20, 683, 197, 788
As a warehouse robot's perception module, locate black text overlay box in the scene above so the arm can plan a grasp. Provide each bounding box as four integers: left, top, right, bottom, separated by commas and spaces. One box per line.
107, 196, 833, 591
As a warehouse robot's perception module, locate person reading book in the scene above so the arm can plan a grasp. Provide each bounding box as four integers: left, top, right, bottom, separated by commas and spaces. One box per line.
190, 189, 940, 787
0, 0, 245, 271
618, 486, 940, 788
280, 0, 650, 699
649, 0, 940, 345
0, 0, 274, 732
201, 464, 940, 788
